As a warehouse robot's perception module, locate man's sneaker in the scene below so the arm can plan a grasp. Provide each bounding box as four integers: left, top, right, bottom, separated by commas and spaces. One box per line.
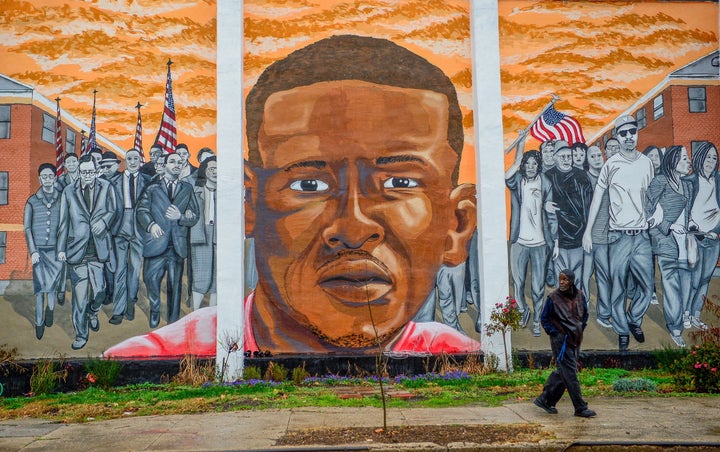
575, 408, 597, 418
683, 312, 691, 329
534, 398, 558, 414
619, 334, 630, 353
596, 317, 612, 329
650, 293, 659, 305
532, 322, 541, 337
520, 310, 531, 328
628, 323, 645, 343
671, 334, 686, 348
690, 317, 708, 331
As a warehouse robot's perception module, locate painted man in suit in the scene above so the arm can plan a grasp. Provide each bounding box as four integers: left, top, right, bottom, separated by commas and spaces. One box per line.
136, 152, 199, 328
108, 149, 150, 325
57, 155, 116, 350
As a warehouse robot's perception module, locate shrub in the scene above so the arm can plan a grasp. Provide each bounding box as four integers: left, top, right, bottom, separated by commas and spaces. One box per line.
291, 366, 309, 385
243, 365, 262, 381
264, 362, 288, 382
171, 355, 214, 387
612, 377, 657, 393
684, 343, 720, 393
30, 359, 67, 396
85, 357, 124, 390
485, 297, 521, 373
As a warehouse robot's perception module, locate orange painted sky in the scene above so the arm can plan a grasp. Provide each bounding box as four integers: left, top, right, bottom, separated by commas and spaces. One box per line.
2, 1, 717, 174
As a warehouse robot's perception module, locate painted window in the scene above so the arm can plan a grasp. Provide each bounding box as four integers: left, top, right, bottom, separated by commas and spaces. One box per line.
41, 113, 54, 143
66, 128, 76, 152
0, 172, 7, 205
688, 87, 707, 113
0, 232, 5, 264
653, 94, 664, 120
0, 105, 9, 139
636, 107, 647, 129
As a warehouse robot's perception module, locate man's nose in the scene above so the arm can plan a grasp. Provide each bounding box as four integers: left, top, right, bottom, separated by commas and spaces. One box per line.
321, 185, 384, 250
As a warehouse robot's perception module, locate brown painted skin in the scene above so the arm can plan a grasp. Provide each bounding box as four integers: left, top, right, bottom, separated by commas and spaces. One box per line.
245, 80, 476, 353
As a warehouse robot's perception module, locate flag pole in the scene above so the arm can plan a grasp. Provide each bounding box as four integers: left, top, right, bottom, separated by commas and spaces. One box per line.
504, 94, 560, 154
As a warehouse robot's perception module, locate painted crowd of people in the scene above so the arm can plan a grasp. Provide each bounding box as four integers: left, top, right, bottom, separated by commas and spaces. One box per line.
507, 114, 717, 351
23, 144, 218, 350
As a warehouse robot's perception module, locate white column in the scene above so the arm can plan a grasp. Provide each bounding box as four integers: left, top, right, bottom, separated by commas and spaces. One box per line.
216, 0, 245, 381
470, 0, 512, 371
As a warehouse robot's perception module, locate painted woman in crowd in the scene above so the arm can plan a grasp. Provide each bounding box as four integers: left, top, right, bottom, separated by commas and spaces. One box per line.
645, 145, 692, 347
686, 141, 719, 332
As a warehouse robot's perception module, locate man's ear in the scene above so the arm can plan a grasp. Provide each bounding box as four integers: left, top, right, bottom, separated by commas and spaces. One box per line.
245, 162, 257, 237
443, 183, 477, 266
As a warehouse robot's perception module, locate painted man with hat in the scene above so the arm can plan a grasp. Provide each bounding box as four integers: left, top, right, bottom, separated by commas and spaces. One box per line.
543, 140, 593, 337
582, 114, 655, 353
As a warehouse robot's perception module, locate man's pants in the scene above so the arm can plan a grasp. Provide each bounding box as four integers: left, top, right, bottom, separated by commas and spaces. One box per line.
112, 235, 143, 317
510, 242, 547, 323
69, 261, 104, 340
582, 244, 611, 321
554, 247, 583, 289
608, 231, 653, 335
540, 334, 588, 412
143, 248, 185, 324
689, 239, 720, 318
436, 263, 466, 333
657, 256, 691, 335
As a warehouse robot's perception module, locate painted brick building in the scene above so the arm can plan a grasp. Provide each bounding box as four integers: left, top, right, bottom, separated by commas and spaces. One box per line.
592, 50, 720, 152
0, 74, 124, 291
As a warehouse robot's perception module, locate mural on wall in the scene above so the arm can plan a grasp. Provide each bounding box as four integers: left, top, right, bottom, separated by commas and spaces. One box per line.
0, 1, 216, 357
500, 1, 719, 353
108, 0, 485, 358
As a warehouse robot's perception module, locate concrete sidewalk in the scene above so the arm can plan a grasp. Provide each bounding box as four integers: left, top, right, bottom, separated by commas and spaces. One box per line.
0, 396, 718, 451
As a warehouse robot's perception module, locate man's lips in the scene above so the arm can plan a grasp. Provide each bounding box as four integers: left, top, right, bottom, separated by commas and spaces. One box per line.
317, 258, 393, 304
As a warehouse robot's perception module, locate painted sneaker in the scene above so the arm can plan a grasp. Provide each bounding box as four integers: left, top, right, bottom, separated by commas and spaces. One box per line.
532, 322, 541, 337
683, 312, 691, 329
520, 309, 531, 328
690, 317, 708, 331
671, 333, 686, 348
596, 317, 612, 329
650, 293, 659, 305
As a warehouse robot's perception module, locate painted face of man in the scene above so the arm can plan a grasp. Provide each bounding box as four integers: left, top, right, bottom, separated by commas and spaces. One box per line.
587, 146, 604, 171
164, 153, 182, 180
702, 147, 718, 178
64, 155, 79, 173
176, 147, 190, 165
101, 161, 119, 177
38, 168, 56, 190
79, 161, 97, 187
150, 148, 163, 163
541, 142, 555, 167
572, 146, 586, 168
125, 151, 142, 173
554, 148, 573, 172
605, 140, 620, 158
616, 125, 638, 153
205, 160, 217, 184
248, 80, 475, 348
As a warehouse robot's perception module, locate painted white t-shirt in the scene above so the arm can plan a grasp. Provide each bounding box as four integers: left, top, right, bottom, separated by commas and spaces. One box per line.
691, 176, 720, 233
596, 151, 654, 230
517, 176, 545, 247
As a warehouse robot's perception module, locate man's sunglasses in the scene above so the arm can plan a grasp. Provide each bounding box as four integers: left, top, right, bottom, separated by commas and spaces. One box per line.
618, 128, 637, 138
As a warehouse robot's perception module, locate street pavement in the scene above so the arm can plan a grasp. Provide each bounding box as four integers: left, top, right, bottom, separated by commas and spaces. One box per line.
0, 396, 718, 451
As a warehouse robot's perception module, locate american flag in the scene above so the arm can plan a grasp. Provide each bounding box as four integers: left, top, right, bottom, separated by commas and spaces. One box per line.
83, 90, 98, 156
54, 97, 65, 176
154, 59, 177, 154
134, 102, 144, 163
530, 105, 585, 145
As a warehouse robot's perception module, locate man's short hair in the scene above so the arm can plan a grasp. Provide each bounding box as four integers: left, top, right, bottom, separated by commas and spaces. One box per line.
125, 148, 140, 157
162, 152, 178, 164
64, 153, 78, 162
79, 154, 96, 168
246, 34, 464, 182
176, 143, 189, 153
150, 145, 163, 155
38, 163, 56, 175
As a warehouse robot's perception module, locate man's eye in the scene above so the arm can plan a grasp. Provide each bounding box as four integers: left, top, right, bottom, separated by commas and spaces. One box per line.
289, 179, 329, 192
382, 177, 419, 189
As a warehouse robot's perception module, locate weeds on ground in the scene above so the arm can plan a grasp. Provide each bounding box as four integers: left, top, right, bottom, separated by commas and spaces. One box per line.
172, 355, 215, 387
30, 357, 67, 396
612, 377, 657, 393
264, 362, 288, 382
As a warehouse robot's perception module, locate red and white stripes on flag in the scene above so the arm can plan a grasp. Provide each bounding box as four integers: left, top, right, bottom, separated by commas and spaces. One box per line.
83, 90, 98, 156
134, 102, 144, 163
154, 60, 177, 154
530, 105, 586, 145
54, 98, 65, 176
